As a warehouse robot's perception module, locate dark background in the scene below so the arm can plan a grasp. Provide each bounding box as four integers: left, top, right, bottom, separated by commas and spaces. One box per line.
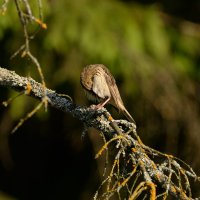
0, 0, 200, 199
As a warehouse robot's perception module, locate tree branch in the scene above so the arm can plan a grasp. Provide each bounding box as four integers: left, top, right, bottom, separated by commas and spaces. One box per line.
0, 66, 134, 135
0, 66, 199, 199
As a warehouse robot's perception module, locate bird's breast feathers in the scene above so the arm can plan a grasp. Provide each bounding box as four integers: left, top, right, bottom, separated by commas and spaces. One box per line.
84, 89, 101, 103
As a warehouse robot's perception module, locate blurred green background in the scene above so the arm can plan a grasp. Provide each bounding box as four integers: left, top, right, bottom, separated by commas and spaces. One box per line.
0, 0, 200, 199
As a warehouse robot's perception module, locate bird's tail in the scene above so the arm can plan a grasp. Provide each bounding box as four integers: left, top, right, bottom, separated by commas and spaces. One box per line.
108, 83, 136, 124
121, 107, 136, 124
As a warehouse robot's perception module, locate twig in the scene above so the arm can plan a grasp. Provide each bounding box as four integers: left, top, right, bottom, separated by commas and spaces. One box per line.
13, 0, 47, 110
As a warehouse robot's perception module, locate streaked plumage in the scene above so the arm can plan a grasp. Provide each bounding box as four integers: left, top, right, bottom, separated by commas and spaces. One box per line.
80, 64, 135, 123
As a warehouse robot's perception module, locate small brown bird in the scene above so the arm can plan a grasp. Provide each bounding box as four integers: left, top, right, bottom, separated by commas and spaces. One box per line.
80, 64, 135, 123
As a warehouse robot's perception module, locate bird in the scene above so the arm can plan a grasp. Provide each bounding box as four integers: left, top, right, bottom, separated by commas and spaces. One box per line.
80, 64, 135, 123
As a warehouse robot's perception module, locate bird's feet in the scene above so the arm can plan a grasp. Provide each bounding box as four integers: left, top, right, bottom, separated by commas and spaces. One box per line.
89, 97, 110, 110
89, 103, 104, 110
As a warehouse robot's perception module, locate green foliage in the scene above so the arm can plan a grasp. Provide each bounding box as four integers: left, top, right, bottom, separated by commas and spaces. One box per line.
1, 0, 199, 80
0, 0, 200, 197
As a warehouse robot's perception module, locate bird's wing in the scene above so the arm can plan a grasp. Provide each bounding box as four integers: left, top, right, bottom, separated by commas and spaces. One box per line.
104, 72, 124, 110
104, 72, 135, 123
92, 74, 111, 99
